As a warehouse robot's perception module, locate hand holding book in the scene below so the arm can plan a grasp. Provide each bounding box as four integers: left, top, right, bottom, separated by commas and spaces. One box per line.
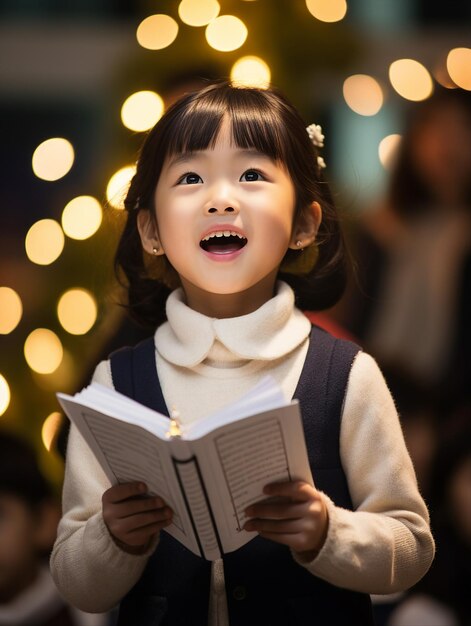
57, 376, 315, 560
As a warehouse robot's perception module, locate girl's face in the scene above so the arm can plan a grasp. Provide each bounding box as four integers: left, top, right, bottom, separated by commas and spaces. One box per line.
140, 118, 320, 316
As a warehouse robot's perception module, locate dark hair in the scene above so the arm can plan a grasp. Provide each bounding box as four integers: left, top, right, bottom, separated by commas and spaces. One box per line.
0, 430, 52, 509
115, 81, 347, 327
389, 87, 471, 217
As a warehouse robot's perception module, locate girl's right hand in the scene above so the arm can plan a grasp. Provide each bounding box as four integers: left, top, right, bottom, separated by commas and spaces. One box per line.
102, 482, 173, 554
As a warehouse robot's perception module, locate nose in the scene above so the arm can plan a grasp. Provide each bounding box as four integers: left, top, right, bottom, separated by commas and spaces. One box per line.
204, 181, 239, 215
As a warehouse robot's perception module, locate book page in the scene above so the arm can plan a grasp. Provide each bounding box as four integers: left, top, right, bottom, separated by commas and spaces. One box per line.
58, 397, 200, 555
190, 402, 313, 554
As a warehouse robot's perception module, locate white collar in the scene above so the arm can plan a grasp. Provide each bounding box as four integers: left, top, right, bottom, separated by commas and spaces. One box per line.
155, 281, 311, 368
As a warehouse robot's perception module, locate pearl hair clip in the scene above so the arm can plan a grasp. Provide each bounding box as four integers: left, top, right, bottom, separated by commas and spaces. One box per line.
306, 124, 327, 169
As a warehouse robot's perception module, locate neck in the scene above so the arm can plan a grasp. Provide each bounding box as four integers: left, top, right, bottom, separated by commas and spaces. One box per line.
180, 273, 278, 318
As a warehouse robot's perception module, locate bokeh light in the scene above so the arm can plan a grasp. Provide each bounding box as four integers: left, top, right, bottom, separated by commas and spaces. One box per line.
136, 14, 179, 50
434, 60, 457, 89
343, 74, 384, 116
379, 134, 402, 170
42, 411, 63, 452
32, 138, 75, 181
57, 289, 97, 335
178, 0, 220, 26
305, 0, 347, 23
25, 219, 65, 265
0, 287, 23, 334
205, 15, 248, 52
0, 374, 10, 416
61, 196, 102, 240
24, 329, 63, 375
447, 48, 471, 91
389, 59, 434, 101
106, 165, 136, 210
230, 56, 271, 88
121, 91, 165, 132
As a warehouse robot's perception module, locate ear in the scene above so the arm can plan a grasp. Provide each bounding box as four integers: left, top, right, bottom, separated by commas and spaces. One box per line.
288, 201, 322, 250
137, 209, 165, 256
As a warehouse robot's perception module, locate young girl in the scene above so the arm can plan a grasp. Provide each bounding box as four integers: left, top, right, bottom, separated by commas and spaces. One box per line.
51, 82, 434, 626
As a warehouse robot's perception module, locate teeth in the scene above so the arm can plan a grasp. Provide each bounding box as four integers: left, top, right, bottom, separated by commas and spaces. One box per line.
201, 231, 246, 242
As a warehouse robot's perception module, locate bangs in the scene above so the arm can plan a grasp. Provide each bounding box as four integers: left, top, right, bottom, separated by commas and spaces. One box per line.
162, 85, 289, 163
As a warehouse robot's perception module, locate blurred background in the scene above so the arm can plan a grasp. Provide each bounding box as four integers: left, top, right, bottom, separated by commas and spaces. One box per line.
1, 1, 470, 624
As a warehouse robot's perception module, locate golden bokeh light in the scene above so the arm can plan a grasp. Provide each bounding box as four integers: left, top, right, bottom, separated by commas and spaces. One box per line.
57, 289, 97, 335
121, 91, 165, 132
230, 56, 271, 88
379, 134, 402, 170
389, 59, 434, 102
32, 138, 75, 181
42, 411, 63, 452
61, 196, 102, 240
25, 219, 65, 265
434, 61, 457, 89
106, 165, 136, 210
136, 14, 179, 50
343, 74, 384, 116
447, 48, 471, 91
24, 328, 63, 375
0, 287, 23, 334
305, 0, 347, 23
205, 15, 248, 52
178, 0, 220, 26
0, 374, 10, 416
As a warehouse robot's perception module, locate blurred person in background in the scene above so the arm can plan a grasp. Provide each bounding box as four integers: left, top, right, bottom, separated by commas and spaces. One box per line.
386, 421, 471, 626
347, 87, 471, 410
0, 430, 111, 626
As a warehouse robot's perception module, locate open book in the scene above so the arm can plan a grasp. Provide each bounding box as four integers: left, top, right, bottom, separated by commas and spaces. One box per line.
57, 377, 313, 561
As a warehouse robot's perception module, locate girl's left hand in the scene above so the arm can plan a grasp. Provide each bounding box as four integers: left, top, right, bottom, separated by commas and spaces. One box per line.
243, 481, 328, 561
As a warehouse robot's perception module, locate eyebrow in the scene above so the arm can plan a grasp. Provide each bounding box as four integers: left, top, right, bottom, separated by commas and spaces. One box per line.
167, 149, 271, 169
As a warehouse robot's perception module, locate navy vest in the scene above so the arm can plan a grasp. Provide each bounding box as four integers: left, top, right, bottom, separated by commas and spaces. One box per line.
110, 326, 374, 626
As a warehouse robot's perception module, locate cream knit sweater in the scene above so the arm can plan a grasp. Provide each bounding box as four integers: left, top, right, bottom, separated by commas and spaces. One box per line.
51, 282, 434, 623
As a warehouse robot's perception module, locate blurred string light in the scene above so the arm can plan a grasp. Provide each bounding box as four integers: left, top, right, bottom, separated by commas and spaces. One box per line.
41, 411, 63, 452
205, 15, 248, 51
389, 59, 433, 101
136, 14, 179, 50
121, 91, 164, 132
178, 0, 220, 26
61, 196, 102, 240
230, 56, 271, 88
24, 329, 63, 375
305, 0, 347, 23
0, 287, 22, 334
447, 48, 471, 91
106, 165, 136, 210
0, 374, 10, 416
32, 138, 74, 181
57, 289, 97, 335
25, 219, 64, 265
378, 134, 402, 170
433, 60, 457, 89
343, 74, 383, 116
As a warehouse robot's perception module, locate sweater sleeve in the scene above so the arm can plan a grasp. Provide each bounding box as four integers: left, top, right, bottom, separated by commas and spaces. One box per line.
50, 360, 158, 613
292, 351, 435, 594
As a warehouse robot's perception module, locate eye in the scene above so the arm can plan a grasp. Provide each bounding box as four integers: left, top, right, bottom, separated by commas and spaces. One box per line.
178, 172, 203, 185
240, 169, 265, 182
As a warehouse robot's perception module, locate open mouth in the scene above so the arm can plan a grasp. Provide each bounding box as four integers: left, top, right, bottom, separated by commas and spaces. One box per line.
200, 231, 248, 254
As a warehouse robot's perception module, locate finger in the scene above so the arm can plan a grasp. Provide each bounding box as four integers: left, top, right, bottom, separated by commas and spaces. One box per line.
110, 496, 168, 519
263, 481, 315, 502
103, 482, 147, 504
108, 508, 173, 537
245, 501, 307, 520
118, 519, 173, 547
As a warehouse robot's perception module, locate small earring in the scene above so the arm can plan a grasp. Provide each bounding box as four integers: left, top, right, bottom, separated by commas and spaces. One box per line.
296, 240, 303, 248
152, 244, 160, 255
